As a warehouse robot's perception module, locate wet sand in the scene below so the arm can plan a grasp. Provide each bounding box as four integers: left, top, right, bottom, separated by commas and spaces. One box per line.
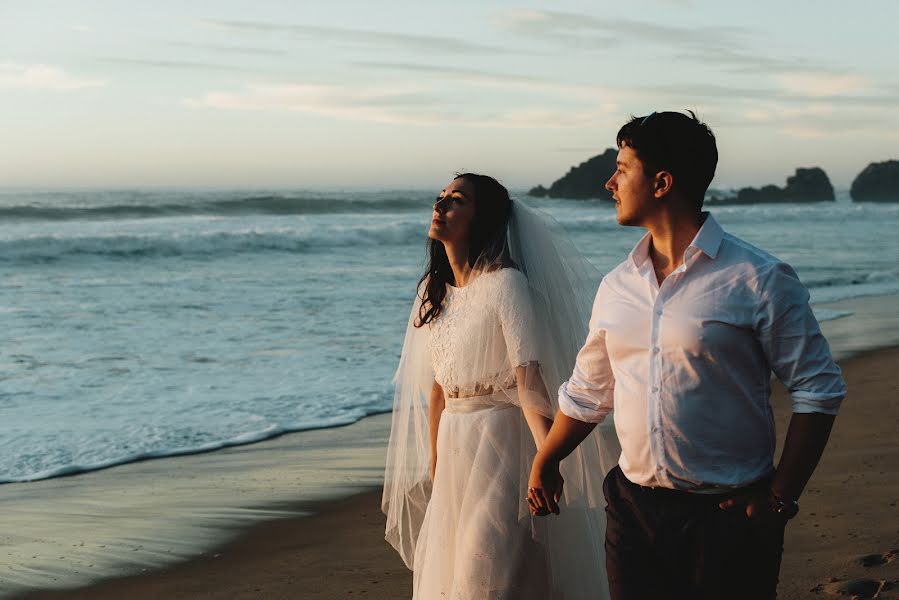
23, 490, 409, 600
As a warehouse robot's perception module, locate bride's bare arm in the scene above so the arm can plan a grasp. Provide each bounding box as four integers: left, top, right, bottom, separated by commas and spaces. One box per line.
429, 380, 445, 482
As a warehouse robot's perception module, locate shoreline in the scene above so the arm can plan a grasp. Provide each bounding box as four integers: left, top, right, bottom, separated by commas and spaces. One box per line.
4, 292, 899, 598
0, 408, 394, 486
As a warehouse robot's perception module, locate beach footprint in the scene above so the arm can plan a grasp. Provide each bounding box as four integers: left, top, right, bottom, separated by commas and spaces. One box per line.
809, 550, 899, 598
860, 551, 896, 568
811, 577, 892, 599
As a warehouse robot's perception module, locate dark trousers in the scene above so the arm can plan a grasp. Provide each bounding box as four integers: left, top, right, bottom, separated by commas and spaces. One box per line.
603, 465, 786, 600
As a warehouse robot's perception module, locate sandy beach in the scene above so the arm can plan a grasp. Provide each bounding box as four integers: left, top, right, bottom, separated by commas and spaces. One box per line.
7, 295, 899, 600
1, 415, 394, 598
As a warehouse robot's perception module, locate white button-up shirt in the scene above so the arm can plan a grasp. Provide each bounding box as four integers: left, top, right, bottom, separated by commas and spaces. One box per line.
559, 213, 846, 490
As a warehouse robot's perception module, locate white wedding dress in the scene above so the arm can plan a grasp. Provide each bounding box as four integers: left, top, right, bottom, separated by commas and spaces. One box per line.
383, 199, 617, 600
414, 268, 552, 600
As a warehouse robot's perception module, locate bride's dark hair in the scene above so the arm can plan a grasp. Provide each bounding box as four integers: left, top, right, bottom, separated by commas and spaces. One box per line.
415, 173, 513, 328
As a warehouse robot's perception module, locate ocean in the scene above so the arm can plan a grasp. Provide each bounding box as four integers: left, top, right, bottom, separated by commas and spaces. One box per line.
2, 189, 898, 484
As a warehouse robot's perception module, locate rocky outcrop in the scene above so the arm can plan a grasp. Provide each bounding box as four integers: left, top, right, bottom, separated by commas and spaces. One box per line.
850, 160, 899, 202
528, 149, 617, 201
707, 167, 835, 205
783, 167, 835, 202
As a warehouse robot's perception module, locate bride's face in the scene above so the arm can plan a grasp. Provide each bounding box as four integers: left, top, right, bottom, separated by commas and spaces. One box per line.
429, 178, 476, 245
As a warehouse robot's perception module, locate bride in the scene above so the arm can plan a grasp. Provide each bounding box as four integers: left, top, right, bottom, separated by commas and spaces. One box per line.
383, 173, 618, 599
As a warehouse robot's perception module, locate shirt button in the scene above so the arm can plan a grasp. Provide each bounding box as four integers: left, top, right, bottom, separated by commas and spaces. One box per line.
656, 465, 663, 471
651, 426, 660, 433
652, 347, 660, 354
655, 309, 663, 316
652, 386, 659, 393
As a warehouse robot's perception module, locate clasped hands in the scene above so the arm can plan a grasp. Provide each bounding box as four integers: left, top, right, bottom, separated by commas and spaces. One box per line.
527, 455, 564, 517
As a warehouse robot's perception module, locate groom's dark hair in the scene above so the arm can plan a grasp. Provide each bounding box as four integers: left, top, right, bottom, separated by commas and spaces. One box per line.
616, 110, 718, 210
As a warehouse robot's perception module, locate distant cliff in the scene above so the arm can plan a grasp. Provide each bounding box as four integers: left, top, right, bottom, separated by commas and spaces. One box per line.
707, 167, 835, 205
850, 160, 899, 202
528, 149, 617, 201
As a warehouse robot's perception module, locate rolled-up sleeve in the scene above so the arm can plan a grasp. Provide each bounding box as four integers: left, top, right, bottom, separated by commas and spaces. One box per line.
756, 263, 847, 415
558, 282, 616, 423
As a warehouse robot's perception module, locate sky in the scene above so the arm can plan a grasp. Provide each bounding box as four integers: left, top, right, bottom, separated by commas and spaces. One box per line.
1, 0, 897, 190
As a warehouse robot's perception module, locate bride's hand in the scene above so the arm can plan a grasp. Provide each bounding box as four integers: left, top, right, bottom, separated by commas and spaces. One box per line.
527, 454, 563, 516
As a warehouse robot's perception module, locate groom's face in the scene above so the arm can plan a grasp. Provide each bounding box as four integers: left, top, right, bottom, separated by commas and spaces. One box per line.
606, 145, 657, 227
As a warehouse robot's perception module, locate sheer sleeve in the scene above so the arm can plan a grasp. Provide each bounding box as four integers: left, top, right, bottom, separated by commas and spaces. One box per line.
496, 268, 539, 367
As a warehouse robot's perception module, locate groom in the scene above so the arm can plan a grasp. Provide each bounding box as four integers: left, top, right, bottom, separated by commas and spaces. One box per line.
528, 111, 846, 600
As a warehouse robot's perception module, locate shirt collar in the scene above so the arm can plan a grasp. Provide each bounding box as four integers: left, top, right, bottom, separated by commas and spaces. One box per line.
690, 212, 724, 260
627, 211, 724, 270
628, 231, 653, 270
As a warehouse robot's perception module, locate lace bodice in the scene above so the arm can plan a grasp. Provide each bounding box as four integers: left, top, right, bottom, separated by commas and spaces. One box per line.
428, 268, 538, 396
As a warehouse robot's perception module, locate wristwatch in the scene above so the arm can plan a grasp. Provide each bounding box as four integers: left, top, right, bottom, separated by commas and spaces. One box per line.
771, 491, 799, 519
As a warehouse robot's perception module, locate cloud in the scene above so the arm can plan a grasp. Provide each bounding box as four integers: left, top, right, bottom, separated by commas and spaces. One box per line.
556, 146, 615, 153
352, 61, 615, 103
98, 57, 270, 75
632, 81, 898, 110
354, 61, 546, 85
740, 104, 889, 138
354, 61, 598, 92
184, 83, 449, 124
778, 126, 831, 139
472, 106, 619, 129
638, 82, 788, 103
737, 102, 899, 148
676, 47, 843, 76
169, 42, 287, 57
496, 9, 749, 51
774, 73, 871, 97
0, 62, 104, 90
198, 19, 512, 56
605, 80, 898, 138
495, 9, 856, 80
492, 6, 899, 137
184, 81, 617, 129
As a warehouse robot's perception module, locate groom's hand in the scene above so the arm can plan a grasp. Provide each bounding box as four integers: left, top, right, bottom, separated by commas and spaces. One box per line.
718, 488, 780, 521
527, 454, 563, 517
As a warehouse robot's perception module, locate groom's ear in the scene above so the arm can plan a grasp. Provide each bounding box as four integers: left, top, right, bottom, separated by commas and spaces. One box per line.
653, 171, 674, 198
